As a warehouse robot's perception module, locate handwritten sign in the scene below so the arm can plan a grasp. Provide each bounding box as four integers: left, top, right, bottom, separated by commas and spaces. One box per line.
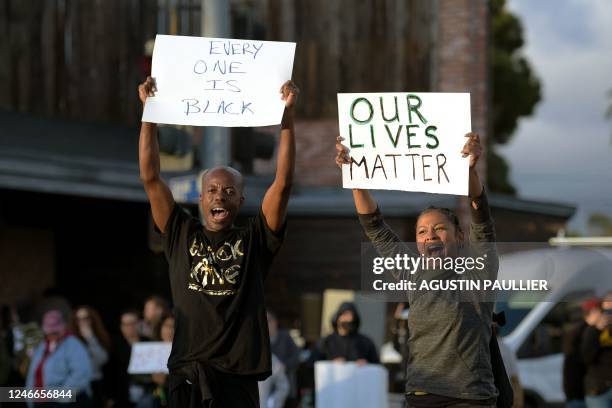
338, 93, 471, 195
127, 342, 171, 374
142, 35, 296, 127
315, 361, 388, 408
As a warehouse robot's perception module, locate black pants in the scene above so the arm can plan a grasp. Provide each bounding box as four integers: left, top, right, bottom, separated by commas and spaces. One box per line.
168, 374, 259, 408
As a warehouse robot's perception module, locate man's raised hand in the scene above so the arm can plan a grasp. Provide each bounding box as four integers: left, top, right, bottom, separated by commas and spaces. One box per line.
138, 76, 157, 105
280, 80, 299, 109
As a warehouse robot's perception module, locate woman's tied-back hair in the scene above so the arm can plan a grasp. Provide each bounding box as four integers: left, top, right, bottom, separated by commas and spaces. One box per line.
418, 206, 463, 234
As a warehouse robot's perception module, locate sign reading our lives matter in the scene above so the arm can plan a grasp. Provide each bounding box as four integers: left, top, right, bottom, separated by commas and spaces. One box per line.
142, 35, 296, 127
338, 93, 471, 195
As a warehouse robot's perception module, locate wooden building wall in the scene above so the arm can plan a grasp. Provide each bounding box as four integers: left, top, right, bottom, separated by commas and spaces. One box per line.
1, 0, 160, 125
0, 0, 433, 124
260, 0, 433, 118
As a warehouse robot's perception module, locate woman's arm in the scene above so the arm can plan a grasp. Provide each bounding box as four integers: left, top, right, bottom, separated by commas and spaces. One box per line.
336, 137, 412, 276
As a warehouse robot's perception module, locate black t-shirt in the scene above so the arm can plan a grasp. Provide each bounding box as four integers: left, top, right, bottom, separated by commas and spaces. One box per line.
161, 204, 284, 380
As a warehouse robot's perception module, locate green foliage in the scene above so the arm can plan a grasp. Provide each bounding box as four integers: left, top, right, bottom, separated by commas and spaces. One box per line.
486, 145, 516, 194
489, 0, 542, 192
587, 212, 612, 236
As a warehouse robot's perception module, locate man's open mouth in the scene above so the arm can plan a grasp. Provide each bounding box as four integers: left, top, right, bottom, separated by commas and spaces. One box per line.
210, 207, 230, 222
425, 242, 445, 257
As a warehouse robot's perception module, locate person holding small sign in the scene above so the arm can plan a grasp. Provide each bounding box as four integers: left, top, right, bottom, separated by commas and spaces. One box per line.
138, 76, 298, 408
336, 133, 502, 407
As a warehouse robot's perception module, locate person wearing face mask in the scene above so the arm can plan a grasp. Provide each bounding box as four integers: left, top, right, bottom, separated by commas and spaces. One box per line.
315, 302, 379, 365
25, 309, 93, 407
581, 292, 612, 407
336, 133, 500, 407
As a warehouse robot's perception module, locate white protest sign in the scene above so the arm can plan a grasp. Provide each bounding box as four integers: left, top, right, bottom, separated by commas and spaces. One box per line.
142, 35, 296, 127
315, 361, 388, 408
127, 342, 171, 374
338, 93, 471, 195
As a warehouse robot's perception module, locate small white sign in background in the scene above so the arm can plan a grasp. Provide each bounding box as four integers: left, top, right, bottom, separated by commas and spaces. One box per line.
127, 342, 171, 374
315, 361, 388, 408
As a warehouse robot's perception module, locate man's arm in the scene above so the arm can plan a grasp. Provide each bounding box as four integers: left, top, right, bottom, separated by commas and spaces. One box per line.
261, 81, 299, 233
138, 77, 175, 233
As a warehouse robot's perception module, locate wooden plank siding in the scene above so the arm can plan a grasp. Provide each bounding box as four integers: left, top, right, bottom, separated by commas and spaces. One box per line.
0, 0, 432, 124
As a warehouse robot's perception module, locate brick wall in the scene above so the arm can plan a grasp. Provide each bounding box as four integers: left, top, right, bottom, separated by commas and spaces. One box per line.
434, 0, 490, 225
261, 1, 490, 191
435, 0, 489, 168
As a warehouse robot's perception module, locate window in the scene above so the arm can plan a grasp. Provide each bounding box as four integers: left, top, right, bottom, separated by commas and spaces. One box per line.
516, 290, 594, 359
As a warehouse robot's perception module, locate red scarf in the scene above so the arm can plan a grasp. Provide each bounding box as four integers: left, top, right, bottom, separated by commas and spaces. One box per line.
34, 333, 72, 387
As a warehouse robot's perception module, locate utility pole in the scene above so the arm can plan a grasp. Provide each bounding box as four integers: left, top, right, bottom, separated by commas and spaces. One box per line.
200, 0, 231, 168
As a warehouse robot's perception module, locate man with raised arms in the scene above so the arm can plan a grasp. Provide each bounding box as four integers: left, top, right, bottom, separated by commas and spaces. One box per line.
138, 76, 298, 408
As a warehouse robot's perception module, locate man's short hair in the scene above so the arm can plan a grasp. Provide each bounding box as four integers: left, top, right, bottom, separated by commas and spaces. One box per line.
200, 166, 245, 193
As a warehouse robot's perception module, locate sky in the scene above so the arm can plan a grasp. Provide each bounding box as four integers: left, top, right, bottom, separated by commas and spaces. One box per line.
501, 0, 612, 234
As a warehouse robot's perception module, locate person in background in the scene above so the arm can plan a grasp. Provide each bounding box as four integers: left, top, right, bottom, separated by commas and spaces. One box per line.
258, 354, 290, 408
0, 305, 15, 386
107, 310, 150, 408
10, 303, 44, 387
140, 296, 170, 340
563, 298, 601, 408
267, 310, 300, 403
154, 312, 175, 343
315, 302, 379, 365
582, 292, 612, 407
26, 309, 92, 407
136, 312, 176, 408
495, 325, 523, 408
138, 76, 299, 407
74, 306, 111, 408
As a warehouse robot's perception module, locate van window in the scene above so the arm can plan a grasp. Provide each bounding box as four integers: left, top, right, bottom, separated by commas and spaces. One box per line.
516, 291, 594, 359
496, 291, 544, 337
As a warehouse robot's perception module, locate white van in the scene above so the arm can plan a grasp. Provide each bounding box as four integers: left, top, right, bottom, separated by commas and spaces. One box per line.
496, 246, 612, 407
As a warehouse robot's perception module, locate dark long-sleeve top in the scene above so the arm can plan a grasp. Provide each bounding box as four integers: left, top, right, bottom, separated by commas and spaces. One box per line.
358, 190, 499, 401
562, 321, 588, 400
316, 332, 379, 364
581, 325, 612, 395
271, 330, 300, 371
